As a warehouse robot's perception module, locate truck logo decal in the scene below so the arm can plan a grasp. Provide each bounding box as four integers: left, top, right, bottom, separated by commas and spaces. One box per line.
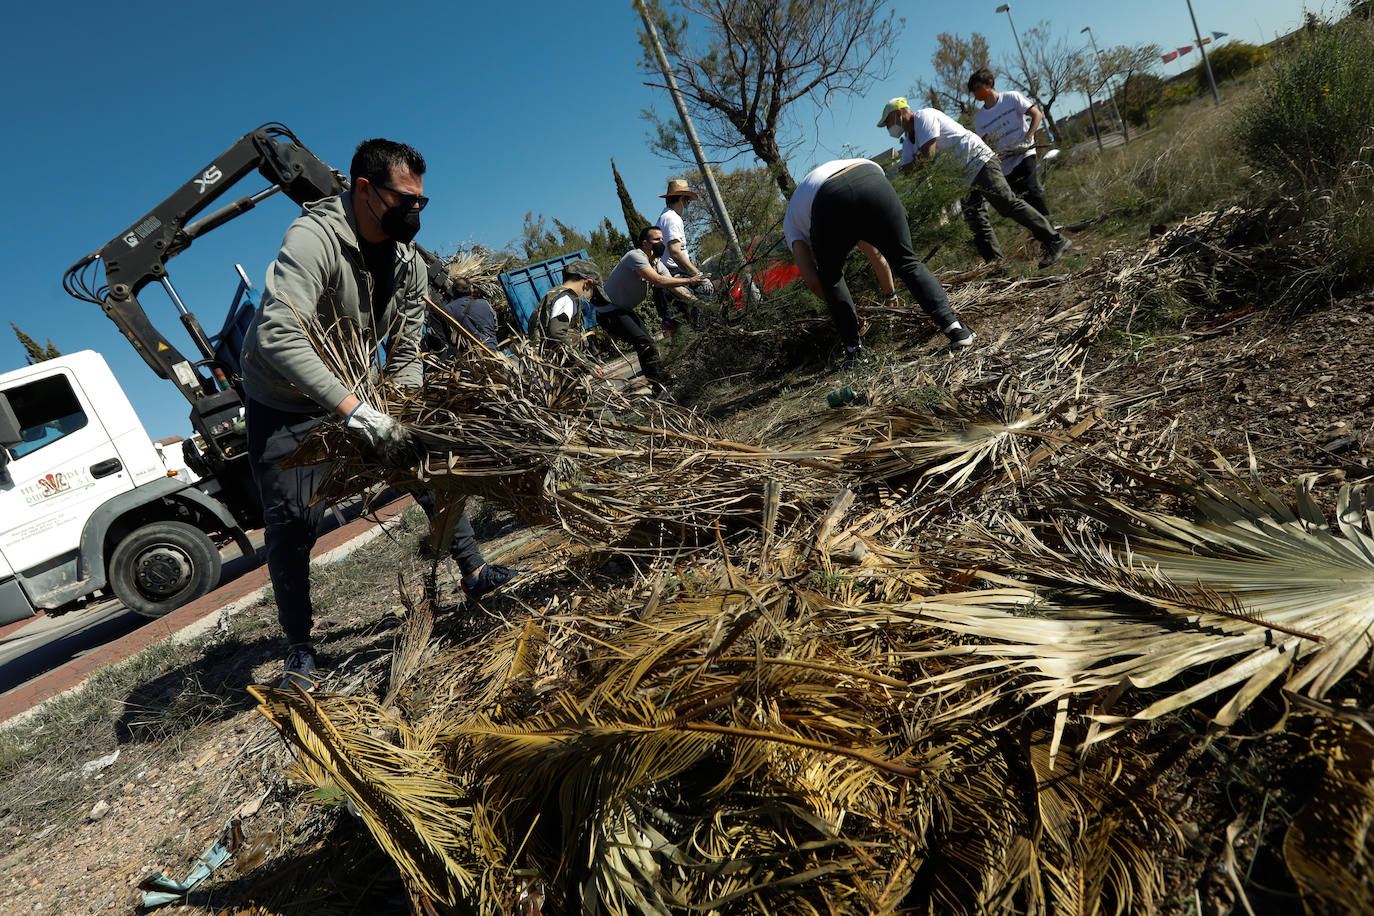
195, 165, 223, 194
21, 469, 97, 507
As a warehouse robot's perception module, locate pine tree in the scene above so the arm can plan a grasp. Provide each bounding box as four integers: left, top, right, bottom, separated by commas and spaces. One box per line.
612, 158, 651, 238
11, 323, 60, 364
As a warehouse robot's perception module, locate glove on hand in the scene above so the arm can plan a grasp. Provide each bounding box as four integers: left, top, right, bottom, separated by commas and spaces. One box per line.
345, 403, 416, 465
695, 277, 715, 297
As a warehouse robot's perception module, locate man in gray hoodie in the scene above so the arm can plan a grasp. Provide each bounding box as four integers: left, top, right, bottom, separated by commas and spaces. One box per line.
241, 138, 517, 690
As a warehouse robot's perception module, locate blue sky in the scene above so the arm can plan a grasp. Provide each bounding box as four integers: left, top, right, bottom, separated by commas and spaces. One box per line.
0, 0, 1319, 439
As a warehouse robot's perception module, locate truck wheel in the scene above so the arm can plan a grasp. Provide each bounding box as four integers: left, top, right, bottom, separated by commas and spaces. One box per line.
109, 521, 221, 618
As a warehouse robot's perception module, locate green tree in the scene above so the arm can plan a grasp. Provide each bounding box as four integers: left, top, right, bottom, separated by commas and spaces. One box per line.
914, 32, 991, 121
1200, 41, 1271, 87
679, 166, 786, 263
638, 0, 902, 196
611, 159, 651, 238
11, 323, 60, 364
1096, 43, 1163, 127
1119, 72, 1167, 126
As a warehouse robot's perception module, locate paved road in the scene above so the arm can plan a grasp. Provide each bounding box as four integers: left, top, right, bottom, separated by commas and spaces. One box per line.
0, 496, 377, 703
0, 533, 265, 697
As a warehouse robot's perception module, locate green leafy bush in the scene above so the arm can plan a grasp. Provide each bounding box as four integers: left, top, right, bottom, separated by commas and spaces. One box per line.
1236, 19, 1374, 188
1200, 41, 1271, 88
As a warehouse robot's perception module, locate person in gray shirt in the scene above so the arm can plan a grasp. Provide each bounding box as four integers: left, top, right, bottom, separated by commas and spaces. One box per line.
599, 225, 706, 396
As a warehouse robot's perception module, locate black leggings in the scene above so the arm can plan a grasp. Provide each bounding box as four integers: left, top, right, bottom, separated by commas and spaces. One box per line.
597, 307, 665, 385
809, 164, 957, 349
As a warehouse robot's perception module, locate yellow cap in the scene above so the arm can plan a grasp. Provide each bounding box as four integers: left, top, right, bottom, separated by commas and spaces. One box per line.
876, 97, 910, 127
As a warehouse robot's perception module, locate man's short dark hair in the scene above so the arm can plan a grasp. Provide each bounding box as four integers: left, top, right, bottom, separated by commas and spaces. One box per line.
451, 277, 472, 297
637, 225, 660, 245
351, 138, 426, 186
665, 194, 687, 206
967, 68, 996, 91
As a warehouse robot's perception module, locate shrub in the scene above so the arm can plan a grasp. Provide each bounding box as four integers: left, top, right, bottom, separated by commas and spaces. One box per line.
1235, 19, 1374, 188
1200, 41, 1270, 88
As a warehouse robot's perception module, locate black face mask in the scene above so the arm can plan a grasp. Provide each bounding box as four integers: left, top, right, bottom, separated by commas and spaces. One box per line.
365, 187, 422, 243
650, 241, 666, 259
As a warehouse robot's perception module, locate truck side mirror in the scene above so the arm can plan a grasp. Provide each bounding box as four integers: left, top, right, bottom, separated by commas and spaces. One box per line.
0, 394, 21, 449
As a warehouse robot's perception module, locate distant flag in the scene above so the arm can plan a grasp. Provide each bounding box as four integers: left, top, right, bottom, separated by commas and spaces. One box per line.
1200, 36, 1212, 45
1162, 50, 1179, 62
1212, 31, 1228, 40
1177, 44, 1194, 55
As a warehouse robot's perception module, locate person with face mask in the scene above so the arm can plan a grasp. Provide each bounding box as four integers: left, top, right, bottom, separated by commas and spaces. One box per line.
878, 97, 1071, 268
241, 138, 519, 690
600, 225, 709, 398
653, 179, 711, 334
968, 69, 1051, 220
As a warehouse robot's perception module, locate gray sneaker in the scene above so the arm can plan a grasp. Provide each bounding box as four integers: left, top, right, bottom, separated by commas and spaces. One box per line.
1039, 236, 1073, 268
279, 643, 318, 692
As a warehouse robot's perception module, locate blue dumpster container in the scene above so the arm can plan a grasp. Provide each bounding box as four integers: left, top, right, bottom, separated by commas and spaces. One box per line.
499, 250, 598, 334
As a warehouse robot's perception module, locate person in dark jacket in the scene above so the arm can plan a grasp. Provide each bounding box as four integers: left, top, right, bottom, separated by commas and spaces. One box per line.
428, 276, 499, 351
240, 138, 519, 691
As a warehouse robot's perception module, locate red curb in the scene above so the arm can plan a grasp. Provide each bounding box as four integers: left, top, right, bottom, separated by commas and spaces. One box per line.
0, 497, 414, 723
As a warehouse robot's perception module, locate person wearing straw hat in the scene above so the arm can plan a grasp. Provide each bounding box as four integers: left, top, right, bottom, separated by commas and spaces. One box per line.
240, 138, 519, 691
783, 157, 976, 363
877, 97, 1071, 268
653, 178, 710, 334
532, 259, 601, 348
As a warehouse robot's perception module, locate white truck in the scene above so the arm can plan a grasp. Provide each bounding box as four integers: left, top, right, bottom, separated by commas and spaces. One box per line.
0, 351, 251, 625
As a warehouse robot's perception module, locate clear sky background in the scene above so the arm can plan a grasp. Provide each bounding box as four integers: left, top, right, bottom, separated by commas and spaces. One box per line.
0, 0, 1321, 439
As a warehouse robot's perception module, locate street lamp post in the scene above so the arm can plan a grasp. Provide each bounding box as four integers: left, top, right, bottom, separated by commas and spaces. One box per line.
1081, 26, 1128, 143
995, 2, 1051, 128
1185, 0, 1221, 104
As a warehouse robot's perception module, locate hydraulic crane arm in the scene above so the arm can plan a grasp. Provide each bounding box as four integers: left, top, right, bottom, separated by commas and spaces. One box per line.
64, 123, 344, 401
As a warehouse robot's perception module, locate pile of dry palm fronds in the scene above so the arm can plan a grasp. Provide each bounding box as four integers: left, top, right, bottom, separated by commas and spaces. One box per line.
251, 223, 1374, 914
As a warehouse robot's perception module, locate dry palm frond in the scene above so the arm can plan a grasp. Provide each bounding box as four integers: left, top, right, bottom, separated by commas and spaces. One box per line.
904, 476, 1374, 745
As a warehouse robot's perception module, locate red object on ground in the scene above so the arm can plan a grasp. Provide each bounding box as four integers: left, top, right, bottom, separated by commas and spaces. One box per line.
714, 233, 802, 311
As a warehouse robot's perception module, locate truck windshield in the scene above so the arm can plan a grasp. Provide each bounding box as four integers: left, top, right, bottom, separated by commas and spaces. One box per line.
5, 374, 87, 460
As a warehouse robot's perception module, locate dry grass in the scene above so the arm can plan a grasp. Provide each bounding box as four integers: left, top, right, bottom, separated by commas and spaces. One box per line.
244, 212, 1374, 914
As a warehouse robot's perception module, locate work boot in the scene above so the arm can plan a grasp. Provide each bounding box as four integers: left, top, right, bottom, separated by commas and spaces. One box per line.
279, 643, 318, 692
1039, 236, 1073, 268
462, 564, 524, 600
944, 321, 977, 350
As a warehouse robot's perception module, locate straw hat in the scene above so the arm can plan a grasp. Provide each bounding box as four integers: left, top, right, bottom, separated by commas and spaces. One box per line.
659, 179, 698, 200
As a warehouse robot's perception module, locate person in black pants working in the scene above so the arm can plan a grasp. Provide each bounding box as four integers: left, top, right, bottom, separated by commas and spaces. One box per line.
240, 138, 518, 691
783, 158, 976, 363
599, 225, 708, 397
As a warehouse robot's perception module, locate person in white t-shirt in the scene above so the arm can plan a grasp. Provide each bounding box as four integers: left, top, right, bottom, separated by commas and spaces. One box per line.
877, 97, 1071, 268
969, 68, 1050, 219
653, 178, 711, 334
783, 159, 975, 361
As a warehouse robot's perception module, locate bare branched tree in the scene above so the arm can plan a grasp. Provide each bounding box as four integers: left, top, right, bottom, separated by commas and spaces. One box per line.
1097, 42, 1163, 127
637, 0, 902, 197
913, 32, 991, 121
998, 20, 1086, 140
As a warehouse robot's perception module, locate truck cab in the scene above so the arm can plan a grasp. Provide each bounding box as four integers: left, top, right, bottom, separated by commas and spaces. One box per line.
0, 351, 250, 624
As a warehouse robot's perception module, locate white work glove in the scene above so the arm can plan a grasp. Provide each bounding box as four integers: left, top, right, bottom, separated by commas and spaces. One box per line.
695, 277, 715, 297
345, 403, 414, 463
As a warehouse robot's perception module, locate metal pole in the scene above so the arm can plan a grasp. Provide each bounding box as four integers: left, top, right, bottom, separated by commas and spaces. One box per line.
1085, 89, 1104, 152
1082, 28, 1127, 143
635, 0, 752, 300
996, 4, 1045, 117
1186, 0, 1221, 104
